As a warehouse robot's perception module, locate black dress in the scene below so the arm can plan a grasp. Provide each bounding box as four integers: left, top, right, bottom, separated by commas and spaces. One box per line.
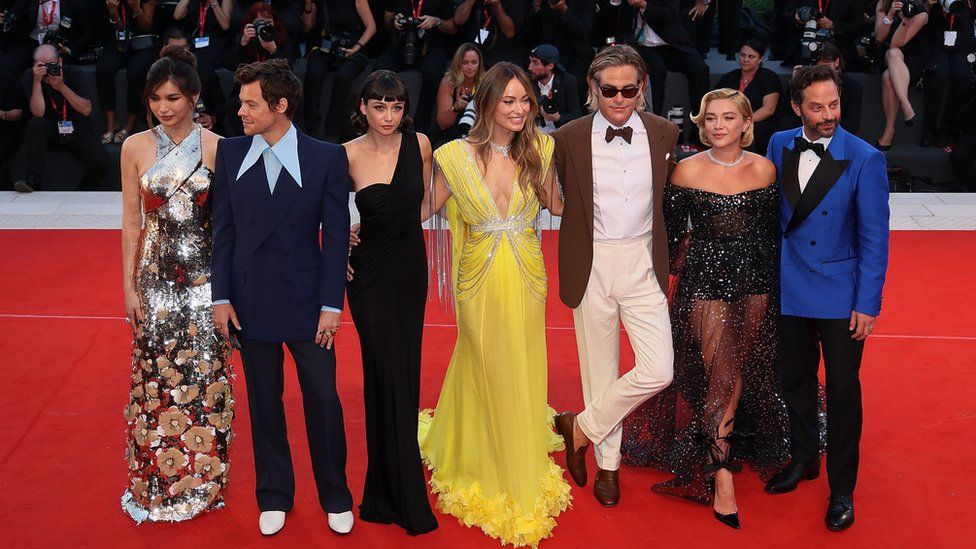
622, 183, 790, 505
347, 131, 438, 535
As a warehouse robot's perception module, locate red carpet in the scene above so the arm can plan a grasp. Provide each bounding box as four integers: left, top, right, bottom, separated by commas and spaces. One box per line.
0, 230, 973, 548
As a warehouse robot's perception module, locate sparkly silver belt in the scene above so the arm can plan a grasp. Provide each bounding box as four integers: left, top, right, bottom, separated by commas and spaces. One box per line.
470, 219, 535, 234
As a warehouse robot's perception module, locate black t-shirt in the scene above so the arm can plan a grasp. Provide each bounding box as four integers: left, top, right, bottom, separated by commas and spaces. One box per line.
715, 68, 783, 114
321, 0, 363, 35
458, 0, 525, 53
39, 67, 92, 132
0, 69, 27, 137
185, 0, 232, 42
385, 0, 454, 51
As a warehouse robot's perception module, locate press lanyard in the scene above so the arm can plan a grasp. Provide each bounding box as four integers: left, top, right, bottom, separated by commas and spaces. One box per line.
411, 0, 425, 19
119, 4, 127, 30
41, 0, 58, 27
943, 1, 975, 29
50, 96, 67, 121
818, 0, 830, 15
482, 3, 492, 29
199, 1, 210, 36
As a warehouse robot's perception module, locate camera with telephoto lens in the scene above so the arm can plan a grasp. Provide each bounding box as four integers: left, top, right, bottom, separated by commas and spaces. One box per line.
319, 31, 356, 62
457, 101, 477, 132
800, 19, 827, 63
75, 46, 104, 65
940, 0, 963, 13
43, 62, 61, 76
43, 29, 66, 50
854, 34, 877, 71
666, 105, 684, 130
1, 10, 16, 33
793, 6, 822, 22
252, 18, 275, 42
193, 99, 206, 121
968, 52, 976, 81
395, 14, 422, 66
901, 0, 925, 18
540, 96, 559, 115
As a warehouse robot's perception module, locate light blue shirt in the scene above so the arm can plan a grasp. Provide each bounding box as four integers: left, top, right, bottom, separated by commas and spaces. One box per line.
236, 123, 303, 193
215, 124, 340, 314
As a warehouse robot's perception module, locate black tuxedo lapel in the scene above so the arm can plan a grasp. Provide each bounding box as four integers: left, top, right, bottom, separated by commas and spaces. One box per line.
787, 149, 850, 232
782, 146, 801, 211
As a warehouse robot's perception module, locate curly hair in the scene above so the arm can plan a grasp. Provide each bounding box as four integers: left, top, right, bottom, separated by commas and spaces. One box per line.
234, 58, 303, 118
789, 64, 841, 105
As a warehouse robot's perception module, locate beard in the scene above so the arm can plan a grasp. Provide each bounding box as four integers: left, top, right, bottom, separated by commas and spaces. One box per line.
805, 118, 837, 139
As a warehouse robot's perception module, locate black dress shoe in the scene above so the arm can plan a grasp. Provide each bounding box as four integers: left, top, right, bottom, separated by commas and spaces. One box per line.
13, 179, 36, 193
714, 510, 740, 529
904, 114, 916, 127
825, 494, 855, 531
764, 460, 820, 494
555, 412, 588, 487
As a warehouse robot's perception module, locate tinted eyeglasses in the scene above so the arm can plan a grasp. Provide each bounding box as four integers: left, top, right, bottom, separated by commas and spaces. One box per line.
598, 85, 641, 99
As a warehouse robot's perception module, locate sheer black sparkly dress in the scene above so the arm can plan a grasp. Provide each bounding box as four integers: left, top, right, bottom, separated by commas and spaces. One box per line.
347, 131, 438, 534
622, 183, 790, 505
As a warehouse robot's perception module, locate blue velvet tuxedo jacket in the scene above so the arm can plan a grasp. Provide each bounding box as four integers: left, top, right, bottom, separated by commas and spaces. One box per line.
767, 126, 890, 319
211, 130, 351, 342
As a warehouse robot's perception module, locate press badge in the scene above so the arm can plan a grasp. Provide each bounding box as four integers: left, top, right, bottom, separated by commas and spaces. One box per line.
57, 120, 74, 135
194, 35, 210, 49
944, 31, 957, 47
117, 30, 130, 42
477, 28, 490, 45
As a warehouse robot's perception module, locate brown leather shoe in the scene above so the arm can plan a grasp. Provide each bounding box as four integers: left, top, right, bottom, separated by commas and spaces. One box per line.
593, 469, 619, 507
555, 411, 588, 487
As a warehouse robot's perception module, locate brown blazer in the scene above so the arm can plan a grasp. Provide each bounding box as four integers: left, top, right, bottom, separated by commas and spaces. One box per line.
553, 111, 678, 309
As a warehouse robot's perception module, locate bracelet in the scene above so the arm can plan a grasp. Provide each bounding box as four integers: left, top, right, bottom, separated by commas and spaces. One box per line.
355, 42, 364, 48
109, 17, 120, 24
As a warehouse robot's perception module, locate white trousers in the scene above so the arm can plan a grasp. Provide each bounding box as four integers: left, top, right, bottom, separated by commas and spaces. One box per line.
574, 235, 675, 471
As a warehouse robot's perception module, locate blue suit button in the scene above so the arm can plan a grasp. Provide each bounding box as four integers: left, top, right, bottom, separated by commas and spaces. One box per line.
822, 210, 828, 215
810, 240, 816, 246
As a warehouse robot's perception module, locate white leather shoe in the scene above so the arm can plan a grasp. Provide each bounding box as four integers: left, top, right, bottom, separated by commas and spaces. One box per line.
327, 511, 354, 534
259, 511, 286, 536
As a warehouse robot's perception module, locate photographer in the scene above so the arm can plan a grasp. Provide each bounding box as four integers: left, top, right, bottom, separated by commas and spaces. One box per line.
949, 80, 975, 190
524, 0, 595, 92
95, 0, 158, 145
454, 0, 525, 67
12, 44, 108, 192
715, 39, 782, 152
920, 0, 975, 147
526, 43, 580, 134
0, 1, 101, 74
235, 0, 303, 58
374, 0, 456, 133
301, 0, 376, 140
874, 0, 930, 150
173, 0, 234, 108
596, 0, 709, 116
434, 42, 483, 147
781, 0, 872, 68
227, 2, 293, 67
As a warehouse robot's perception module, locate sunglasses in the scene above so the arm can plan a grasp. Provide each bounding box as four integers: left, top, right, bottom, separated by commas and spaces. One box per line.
598, 85, 640, 99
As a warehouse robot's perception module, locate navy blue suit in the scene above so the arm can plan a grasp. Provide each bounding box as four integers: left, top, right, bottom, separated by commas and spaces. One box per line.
767, 126, 890, 496
211, 129, 353, 513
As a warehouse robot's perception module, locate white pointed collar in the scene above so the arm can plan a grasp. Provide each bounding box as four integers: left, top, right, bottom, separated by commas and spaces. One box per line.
236, 124, 302, 187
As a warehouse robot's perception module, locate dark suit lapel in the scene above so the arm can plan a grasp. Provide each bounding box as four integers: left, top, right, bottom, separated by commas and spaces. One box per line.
568, 114, 595, 234
787, 148, 850, 232
252, 133, 307, 248
782, 145, 801, 211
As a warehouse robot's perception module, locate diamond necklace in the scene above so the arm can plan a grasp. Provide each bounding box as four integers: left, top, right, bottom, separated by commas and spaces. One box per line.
490, 142, 511, 159
706, 148, 745, 168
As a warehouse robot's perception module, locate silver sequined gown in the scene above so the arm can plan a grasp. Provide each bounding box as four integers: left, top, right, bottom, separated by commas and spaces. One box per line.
622, 183, 790, 505
121, 125, 233, 522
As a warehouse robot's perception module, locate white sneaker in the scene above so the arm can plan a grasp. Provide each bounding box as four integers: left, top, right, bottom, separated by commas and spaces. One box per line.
259, 510, 286, 536
327, 510, 354, 534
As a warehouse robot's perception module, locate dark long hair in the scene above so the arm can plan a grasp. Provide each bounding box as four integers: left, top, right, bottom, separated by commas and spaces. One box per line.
351, 70, 413, 133
143, 45, 201, 129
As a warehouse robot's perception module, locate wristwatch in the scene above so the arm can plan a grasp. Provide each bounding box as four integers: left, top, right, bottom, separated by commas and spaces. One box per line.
883, 16, 893, 25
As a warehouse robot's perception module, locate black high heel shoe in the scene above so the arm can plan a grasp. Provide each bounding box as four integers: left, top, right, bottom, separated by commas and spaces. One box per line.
707, 476, 741, 529
904, 114, 917, 127
874, 141, 891, 152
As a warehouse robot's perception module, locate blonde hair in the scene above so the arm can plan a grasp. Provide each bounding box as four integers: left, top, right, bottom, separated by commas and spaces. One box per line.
585, 45, 647, 112
466, 63, 548, 204
691, 88, 755, 147
446, 43, 484, 91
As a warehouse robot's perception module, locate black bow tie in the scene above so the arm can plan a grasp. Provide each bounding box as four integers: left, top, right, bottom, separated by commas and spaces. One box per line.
605, 126, 633, 144
794, 137, 825, 157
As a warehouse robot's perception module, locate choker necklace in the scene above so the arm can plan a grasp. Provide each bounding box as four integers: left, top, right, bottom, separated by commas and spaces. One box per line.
490, 142, 511, 159
706, 148, 745, 168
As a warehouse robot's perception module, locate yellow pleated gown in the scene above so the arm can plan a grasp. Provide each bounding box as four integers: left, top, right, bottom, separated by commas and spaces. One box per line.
419, 137, 571, 547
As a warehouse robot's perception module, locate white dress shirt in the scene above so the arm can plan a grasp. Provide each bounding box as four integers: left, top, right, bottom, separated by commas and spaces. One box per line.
591, 111, 654, 241
797, 130, 833, 194
634, 11, 667, 48
33, 0, 61, 42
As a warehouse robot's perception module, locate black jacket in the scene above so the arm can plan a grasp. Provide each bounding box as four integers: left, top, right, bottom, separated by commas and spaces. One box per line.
594, 0, 692, 48
780, 0, 872, 66
22, 0, 98, 61
538, 70, 582, 128
525, 0, 596, 68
